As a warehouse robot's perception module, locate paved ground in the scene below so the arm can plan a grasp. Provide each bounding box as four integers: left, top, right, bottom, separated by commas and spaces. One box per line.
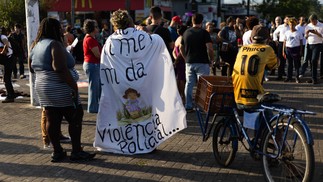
0, 64, 323, 181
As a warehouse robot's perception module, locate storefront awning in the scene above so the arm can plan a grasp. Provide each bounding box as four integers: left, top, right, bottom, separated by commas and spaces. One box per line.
51, 0, 144, 12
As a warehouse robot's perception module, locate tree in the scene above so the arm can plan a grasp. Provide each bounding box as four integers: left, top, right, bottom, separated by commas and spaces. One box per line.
0, 0, 25, 29
0, 0, 56, 30
257, 0, 322, 20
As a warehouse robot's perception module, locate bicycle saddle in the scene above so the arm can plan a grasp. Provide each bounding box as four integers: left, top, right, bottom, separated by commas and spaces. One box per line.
257, 92, 281, 103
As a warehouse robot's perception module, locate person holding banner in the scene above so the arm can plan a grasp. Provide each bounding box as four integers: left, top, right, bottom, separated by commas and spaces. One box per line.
29, 18, 95, 162
94, 9, 187, 154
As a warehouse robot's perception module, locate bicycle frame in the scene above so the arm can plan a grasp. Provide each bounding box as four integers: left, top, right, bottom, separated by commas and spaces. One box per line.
196, 92, 235, 141
230, 104, 315, 159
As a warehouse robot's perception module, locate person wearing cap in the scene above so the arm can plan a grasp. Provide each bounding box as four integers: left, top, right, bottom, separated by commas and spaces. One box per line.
301, 14, 323, 84
282, 17, 303, 83
168, 16, 182, 42
232, 25, 279, 109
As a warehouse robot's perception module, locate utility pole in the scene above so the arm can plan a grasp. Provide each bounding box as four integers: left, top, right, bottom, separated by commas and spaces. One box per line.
247, 0, 250, 17
71, 0, 75, 27
25, 0, 40, 106
191, 0, 197, 13
126, 0, 131, 11
217, 0, 221, 28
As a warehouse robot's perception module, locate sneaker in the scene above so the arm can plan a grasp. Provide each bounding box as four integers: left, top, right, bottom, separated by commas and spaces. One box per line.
51, 150, 67, 162
43, 143, 51, 150
299, 74, 303, 78
265, 77, 269, 82
19, 75, 26, 79
70, 151, 96, 161
296, 78, 300, 83
60, 135, 71, 143
2, 98, 14, 103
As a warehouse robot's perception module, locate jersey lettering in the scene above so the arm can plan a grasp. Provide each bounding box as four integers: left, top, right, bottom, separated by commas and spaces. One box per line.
240, 54, 260, 76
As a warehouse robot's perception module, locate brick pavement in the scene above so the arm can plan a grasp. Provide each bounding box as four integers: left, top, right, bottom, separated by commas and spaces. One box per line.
0, 64, 323, 181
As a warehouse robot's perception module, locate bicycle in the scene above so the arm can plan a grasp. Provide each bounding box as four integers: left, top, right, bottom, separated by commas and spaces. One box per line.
195, 75, 316, 181
212, 93, 316, 181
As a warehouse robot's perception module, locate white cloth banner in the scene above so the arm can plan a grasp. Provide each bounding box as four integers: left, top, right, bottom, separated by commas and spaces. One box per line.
94, 28, 187, 154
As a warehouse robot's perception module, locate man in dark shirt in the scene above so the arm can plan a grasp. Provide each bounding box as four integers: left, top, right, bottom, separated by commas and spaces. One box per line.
180, 13, 214, 112
146, 6, 174, 55
10, 23, 26, 79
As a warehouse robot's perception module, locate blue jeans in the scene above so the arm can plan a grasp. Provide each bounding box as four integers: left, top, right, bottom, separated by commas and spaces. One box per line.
83, 62, 101, 113
185, 63, 210, 109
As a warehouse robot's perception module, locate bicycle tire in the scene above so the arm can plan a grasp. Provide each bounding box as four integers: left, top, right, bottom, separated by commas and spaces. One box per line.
212, 117, 238, 167
261, 120, 315, 182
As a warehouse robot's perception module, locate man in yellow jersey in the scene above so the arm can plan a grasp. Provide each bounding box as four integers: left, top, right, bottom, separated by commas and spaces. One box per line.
232, 25, 279, 109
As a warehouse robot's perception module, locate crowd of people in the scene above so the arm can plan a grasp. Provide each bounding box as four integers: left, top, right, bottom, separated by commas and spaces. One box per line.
1, 5, 322, 161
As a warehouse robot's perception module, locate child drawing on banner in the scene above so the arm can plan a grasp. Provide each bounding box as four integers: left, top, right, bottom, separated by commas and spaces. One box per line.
123, 88, 143, 119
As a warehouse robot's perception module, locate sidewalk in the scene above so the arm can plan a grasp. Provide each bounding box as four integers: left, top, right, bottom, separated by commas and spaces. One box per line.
0, 64, 323, 181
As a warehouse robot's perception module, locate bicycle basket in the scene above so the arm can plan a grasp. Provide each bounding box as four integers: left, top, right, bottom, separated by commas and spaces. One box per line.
195, 76, 235, 115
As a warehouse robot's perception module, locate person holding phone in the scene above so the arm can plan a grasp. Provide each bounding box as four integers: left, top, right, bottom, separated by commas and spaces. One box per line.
303, 14, 323, 84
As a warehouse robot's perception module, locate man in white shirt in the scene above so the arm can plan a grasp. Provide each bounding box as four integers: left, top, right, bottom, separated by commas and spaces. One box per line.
297, 16, 311, 77
273, 16, 290, 80
302, 14, 323, 84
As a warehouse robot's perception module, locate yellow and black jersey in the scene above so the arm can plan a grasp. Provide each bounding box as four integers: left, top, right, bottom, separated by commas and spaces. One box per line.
232, 43, 278, 106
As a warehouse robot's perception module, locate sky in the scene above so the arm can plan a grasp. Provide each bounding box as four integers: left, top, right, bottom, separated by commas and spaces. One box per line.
225, 0, 323, 4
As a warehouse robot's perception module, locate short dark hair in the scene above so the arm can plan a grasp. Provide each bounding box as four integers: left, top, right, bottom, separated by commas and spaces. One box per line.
246, 16, 259, 30
65, 25, 72, 32
83, 19, 97, 34
192, 13, 203, 25
309, 14, 318, 21
14, 23, 22, 29
226, 16, 234, 24
150, 6, 162, 20
177, 25, 187, 36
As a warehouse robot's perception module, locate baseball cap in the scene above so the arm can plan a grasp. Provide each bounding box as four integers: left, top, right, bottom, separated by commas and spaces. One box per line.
172, 16, 182, 24
251, 25, 269, 41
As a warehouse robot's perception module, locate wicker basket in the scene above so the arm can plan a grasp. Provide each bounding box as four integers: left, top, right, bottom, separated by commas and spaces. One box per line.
195, 76, 235, 115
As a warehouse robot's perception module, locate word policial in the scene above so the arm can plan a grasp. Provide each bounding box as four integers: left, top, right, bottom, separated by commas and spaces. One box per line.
97, 114, 173, 153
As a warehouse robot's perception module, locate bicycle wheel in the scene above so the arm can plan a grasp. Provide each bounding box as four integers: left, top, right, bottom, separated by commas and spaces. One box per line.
261, 120, 315, 182
212, 117, 238, 167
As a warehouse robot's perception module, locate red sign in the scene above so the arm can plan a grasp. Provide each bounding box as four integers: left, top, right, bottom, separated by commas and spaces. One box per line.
51, 0, 144, 12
